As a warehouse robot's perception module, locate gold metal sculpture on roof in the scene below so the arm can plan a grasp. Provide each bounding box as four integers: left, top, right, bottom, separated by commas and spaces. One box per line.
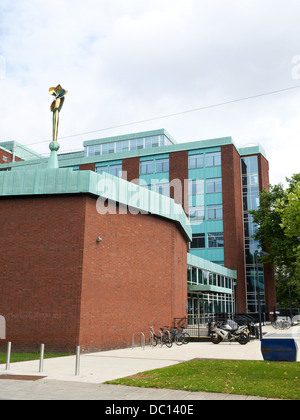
49, 84, 68, 142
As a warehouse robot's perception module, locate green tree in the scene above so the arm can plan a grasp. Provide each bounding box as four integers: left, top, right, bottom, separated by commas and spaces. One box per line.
250, 174, 300, 308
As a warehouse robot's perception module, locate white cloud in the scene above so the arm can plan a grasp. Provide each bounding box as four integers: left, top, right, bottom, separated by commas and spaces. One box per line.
0, 0, 299, 184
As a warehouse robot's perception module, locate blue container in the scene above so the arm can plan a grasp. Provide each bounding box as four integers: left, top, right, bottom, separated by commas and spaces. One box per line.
261, 338, 298, 362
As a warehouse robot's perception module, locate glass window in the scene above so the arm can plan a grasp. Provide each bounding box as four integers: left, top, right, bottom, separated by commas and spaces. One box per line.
140, 160, 154, 175
109, 164, 122, 177
116, 140, 129, 153
206, 152, 221, 167
108, 142, 115, 154
89, 146, 95, 156
94, 145, 101, 156
208, 232, 224, 248
151, 136, 159, 148
206, 178, 222, 193
130, 139, 137, 150
156, 158, 169, 173
96, 166, 109, 174
102, 144, 109, 155
137, 138, 144, 149
207, 205, 223, 220
155, 183, 169, 197
190, 233, 205, 249
189, 179, 204, 195
189, 206, 205, 221
191, 267, 197, 284
189, 154, 204, 169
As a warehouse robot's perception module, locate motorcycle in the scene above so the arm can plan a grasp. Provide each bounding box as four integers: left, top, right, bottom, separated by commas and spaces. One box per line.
210, 319, 250, 345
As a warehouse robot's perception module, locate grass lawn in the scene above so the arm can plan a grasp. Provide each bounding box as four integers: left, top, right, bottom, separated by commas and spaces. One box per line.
0, 352, 69, 364
107, 359, 300, 400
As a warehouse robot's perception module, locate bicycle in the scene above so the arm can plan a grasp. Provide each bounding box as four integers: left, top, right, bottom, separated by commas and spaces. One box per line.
272, 319, 291, 330
149, 325, 172, 348
163, 325, 190, 345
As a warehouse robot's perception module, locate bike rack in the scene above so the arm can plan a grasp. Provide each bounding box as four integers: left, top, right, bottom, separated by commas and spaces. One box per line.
132, 332, 145, 350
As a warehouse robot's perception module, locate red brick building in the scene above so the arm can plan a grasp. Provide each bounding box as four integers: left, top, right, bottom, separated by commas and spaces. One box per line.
0, 169, 190, 352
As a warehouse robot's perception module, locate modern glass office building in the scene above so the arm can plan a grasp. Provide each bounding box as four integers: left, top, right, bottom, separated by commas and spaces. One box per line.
0, 129, 276, 322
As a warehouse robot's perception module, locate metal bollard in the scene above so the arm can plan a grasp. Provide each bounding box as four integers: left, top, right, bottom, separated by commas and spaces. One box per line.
39, 344, 45, 373
75, 346, 80, 376
6, 342, 11, 371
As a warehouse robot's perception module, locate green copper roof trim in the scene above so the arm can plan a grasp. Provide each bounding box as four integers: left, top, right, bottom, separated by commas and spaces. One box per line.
0, 168, 192, 241
83, 129, 177, 146
187, 253, 237, 279
238, 144, 267, 159
188, 283, 232, 295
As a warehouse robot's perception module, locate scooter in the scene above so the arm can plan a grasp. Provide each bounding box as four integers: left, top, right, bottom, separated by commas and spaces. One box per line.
210, 320, 250, 345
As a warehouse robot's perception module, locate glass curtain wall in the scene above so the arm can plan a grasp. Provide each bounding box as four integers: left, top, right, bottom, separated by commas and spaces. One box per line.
241, 156, 265, 313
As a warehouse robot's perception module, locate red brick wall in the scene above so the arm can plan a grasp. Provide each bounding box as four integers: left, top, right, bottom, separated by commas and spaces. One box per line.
79, 163, 95, 171
0, 195, 85, 352
221, 144, 247, 313
0, 194, 188, 352
79, 196, 187, 352
122, 156, 140, 184
169, 151, 189, 214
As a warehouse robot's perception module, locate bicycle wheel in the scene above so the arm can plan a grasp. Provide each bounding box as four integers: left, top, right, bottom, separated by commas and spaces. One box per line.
182, 332, 190, 344
174, 334, 184, 346
162, 336, 172, 348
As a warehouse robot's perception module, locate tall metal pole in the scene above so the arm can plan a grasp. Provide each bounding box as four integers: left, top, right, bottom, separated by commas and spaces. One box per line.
255, 251, 263, 341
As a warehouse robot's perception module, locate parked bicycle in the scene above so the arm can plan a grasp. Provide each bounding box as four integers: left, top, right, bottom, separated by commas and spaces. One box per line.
162, 326, 190, 345
149, 325, 172, 348
272, 319, 291, 330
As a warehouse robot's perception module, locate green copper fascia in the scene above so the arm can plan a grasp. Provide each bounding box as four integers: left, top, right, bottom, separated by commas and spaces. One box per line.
0, 168, 192, 241
188, 283, 232, 295
83, 128, 177, 146
238, 144, 267, 159
187, 253, 237, 279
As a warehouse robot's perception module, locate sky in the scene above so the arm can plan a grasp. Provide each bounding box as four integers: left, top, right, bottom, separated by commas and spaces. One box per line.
0, 0, 300, 186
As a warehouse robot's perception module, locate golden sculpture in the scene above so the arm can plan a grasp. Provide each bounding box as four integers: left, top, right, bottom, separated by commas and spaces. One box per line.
49, 84, 68, 142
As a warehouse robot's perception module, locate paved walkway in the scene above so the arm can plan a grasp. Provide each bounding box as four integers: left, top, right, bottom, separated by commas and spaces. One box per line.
0, 325, 299, 400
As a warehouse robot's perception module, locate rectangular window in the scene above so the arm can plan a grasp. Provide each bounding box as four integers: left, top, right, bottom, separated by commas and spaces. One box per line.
140, 160, 154, 175
188, 154, 204, 169
156, 158, 169, 173
110, 164, 122, 177
207, 205, 223, 220
208, 232, 224, 248
116, 140, 129, 153
96, 166, 109, 174
189, 206, 205, 221
206, 178, 222, 193
206, 151, 221, 167
155, 183, 169, 197
94, 145, 101, 156
88, 146, 95, 156
190, 233, 205, 249
102, 143, 109, 155
136, 138, 144, 149
189, 179, 204, 195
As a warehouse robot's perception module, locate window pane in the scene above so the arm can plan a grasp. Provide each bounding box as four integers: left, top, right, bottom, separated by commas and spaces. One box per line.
208, 232, 224, 248
156, 158, 169, 173
191, 233, 205, 249
96, 166, 109, 174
